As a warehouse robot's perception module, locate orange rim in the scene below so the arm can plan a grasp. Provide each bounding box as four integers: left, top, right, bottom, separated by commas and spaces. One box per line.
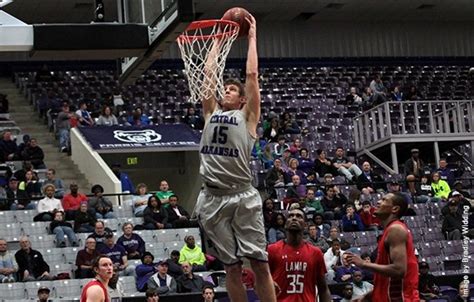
177, 19, 239, 42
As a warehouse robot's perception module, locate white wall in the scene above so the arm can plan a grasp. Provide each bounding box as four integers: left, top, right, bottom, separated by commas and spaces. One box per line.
70, 128, 122, 205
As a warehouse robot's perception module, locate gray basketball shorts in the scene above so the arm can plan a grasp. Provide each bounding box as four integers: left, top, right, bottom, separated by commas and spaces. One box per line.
195, 186, 268, 265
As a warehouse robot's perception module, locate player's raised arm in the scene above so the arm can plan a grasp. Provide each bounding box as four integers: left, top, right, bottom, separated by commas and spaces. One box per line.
201, 38, 221, 120
243, 14, 261, 136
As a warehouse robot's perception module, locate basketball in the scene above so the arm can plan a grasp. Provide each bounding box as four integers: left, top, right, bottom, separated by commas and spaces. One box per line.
221, 7, 251, 37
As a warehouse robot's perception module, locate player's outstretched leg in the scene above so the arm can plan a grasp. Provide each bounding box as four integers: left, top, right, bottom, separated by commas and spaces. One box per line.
224, 263, 248, 302
250, 259, 277, 302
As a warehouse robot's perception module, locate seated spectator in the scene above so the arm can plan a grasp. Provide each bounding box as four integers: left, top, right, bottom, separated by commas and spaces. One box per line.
183, 106, 204, 130
357, 161, 384, 193
176, 261, 208, 293
19, 170, 42, 198
267, 213, 286, 244
431, 172, 451, 202
332, 147, 362, 182
351, 270, 373, 300
288, 138, 303, 156
15, 236, 53, 281
406, 85, 421, 101
132, 183, 151, 217
369, 74, 388, 100
75, 101, 94, 126
404, 148, 425, 195
390, 85, 404, 101
100, 233, 136, 277
295, 197, 316, 222
96, 105, 118, 126
136, 251, 159, 292
263, 118, 283, 143
43, 168, 66, 198
166, 195, 195, 228
0, 93, 8, 113
166, 250, 184, 279
108, 269, 125, 299
258, 143, 274, 170
452, 181, 471, 199
285, 175, 307, 204
284, 158, 307, 185
263, 197, 277, 231
313, 149, 335, 179
202, 286, 216, 302
342, 204, 364, 232
335, 253, 359, 283
414, 175, 433, 203
117, 222, 146, 260
298, 148, 315, 175
88, 184, 115, 219
326, 227, 340, 246
179, 235, 207, 272
5, 176, 33, 211
155, 180, 174, 206
442, 199, 462, 240
312, 213, 331, 238
437, 158, 455, 187
359, 201, 380, 231
306, 224, 329, 253
346, 87, 362, 105
74, 201, 96, 233
324, 239, 342, 281
88, 220, 113, 250
20, 138, 46, 169
241, 268, 255, 289
111, 163, 135, 194
75, 237, 99, 278
62, 183, 88, 220
37, 286, 51, 302
0, 130, 19, 162
146, 289, 160, 302
274, 137, 290, 159
321, 184, 347, 220
13, 161, 33, 183
359, 253, 374, 281
35, 184, 63, 221
280, 112, 300, 134
50, 210, 79, 247
305, 188, 324, 215
147, 261, 177, 295
418, 261, 443, 301
454, 280, 470, 301
279, 149, 292, 171
340, 283, 355, 302
143, 196, 170, 230
127, 107, 150, 126
0, 239, 18, 283
265, 158, 285, 197
56, 103, 73, 152
362, 87, 375, 108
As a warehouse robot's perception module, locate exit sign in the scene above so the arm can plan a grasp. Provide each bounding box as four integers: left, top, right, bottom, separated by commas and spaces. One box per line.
127, 157, 138, 165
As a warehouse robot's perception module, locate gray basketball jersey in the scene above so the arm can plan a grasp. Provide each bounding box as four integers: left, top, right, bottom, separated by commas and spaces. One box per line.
200, 109, 255, 192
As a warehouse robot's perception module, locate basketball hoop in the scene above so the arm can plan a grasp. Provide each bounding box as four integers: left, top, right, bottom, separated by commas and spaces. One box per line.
177, 19, 239, 104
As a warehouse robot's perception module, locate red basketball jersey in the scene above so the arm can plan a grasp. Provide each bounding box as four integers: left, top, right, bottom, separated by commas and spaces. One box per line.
372, 220, 420, 302
268, 240, 327, 302
80, 279, 109, 302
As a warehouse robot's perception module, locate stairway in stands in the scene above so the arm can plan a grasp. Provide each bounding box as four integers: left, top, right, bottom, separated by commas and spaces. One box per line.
0, 77, 92, 193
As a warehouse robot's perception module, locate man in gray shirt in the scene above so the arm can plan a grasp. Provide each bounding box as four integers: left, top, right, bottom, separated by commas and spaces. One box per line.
56, 103, 73, 152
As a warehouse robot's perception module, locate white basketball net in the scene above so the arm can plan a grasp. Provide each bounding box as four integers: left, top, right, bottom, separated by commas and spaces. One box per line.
177, 20, 239, 104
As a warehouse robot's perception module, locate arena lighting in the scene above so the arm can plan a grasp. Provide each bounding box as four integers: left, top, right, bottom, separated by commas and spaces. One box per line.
95, 0, 105, 22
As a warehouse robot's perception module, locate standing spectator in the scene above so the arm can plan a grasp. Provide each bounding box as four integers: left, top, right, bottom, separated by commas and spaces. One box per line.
351, 270, 373, 299
179, 235, 207, 272
111, 163, 135, 194
341, 204, 364, 232
87, 221, 113, 250
132, 183, 151, 217
165, 195, 194, 228
183, 106, 204, 130
75, 101, 94, 126
263, 118, 283, 143
267, 213, 286, 244
306, 224, 329, 253
143, 196, 170, 230
117, 223, 146, 260
5, 176, 33, 210
88, 184, 115, 219
390, 85, 404, 101
43, 168, 66, 198
19, 170, 42, 199
0, 239, 18, 283
359, 201, 380, 231
50, 210, 79, 247
100, 233, 136, 277
62, 183, 88, 220
442, 199, 463, 240
176, 261, 207, 293
321, 184, 347, 220
335, 253, 360, 283
346, 87, 362, 105
431, 172, 451, 202
20, 138, 45, 169
35, 184, 63, 221
56, 103, 73, 152
96, 105, 118, 126
147, 261, 177, 295
332, 147, 362, 183
37, 286, 51, 302
15, 236, 53, 281
437, 158, 455, 187
155, 180, 174, 206
404, 148, 425, 195
0, 130, 19, 162
136, 252, 158, 292
75, 237, 99, 278
74, 201, 96, 233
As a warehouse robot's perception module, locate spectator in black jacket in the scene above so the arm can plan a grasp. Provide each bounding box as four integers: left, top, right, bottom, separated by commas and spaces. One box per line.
321, 184, 347, 220
404, 148, 425, 195
21, 138, 46, 169
442, 199, 463, 240
50, 210, 79, 247
0, 130, 19, 162
418, 261, 442, 301
143, 196, 170, 230
356, 161, 384, 193
0, 93, 8, 113
74, 202, 96, 233
176, 261, 209, 293
265, 158, 285, 192
165, 195, 195, 228
313, 149, 336, 178
5, 176, 33, 210
15, 236, 53, 281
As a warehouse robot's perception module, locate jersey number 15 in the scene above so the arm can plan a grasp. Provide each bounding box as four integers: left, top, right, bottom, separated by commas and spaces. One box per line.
287, 274, 304, 294
212, 126, 229, 144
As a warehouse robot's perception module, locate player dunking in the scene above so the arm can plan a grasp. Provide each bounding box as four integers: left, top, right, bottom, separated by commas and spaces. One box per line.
268, 208, 332, 302
346, 192, 420, 302
194, 14, 277, 302
80, 255, 114, 302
